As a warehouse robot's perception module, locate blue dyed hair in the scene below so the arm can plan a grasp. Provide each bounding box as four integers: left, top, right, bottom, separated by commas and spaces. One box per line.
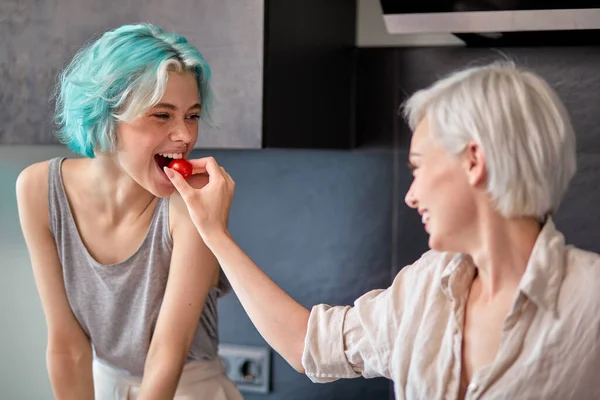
54, 23, 215, 158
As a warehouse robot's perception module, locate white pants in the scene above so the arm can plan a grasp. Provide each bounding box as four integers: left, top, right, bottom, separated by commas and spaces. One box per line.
93, 358, 244, 400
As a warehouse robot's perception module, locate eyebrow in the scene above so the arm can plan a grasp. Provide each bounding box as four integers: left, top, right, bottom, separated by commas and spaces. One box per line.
152, 102, 201, 111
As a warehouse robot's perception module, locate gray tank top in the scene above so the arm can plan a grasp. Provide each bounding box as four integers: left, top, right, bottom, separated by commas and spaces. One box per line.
47, 157, 230, 376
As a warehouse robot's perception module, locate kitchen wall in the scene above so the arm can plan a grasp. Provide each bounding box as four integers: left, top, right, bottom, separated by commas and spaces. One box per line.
3, 1, 600, 400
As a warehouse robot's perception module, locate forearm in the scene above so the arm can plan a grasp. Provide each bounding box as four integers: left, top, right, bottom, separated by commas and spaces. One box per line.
137, 347, 185, 400
205, 231, 310, 372
47, 349, 94, 400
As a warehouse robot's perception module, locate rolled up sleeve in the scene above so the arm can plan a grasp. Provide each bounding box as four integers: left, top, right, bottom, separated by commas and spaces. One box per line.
302, 286, 397, 383
301, 250, 453, 388
302, 304, 357, 382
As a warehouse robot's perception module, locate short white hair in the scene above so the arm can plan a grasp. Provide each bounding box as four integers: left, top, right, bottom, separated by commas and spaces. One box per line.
116, 58, 190, 122
402, 61, 577, 220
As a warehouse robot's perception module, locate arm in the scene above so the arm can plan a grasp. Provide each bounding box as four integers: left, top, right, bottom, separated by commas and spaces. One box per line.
164, 158, 309, 372
137, 177, 220, 400
16, 162, 94, 400
207, 234, 433, 383
204, 231, 310, 372
165, 158, 432, 379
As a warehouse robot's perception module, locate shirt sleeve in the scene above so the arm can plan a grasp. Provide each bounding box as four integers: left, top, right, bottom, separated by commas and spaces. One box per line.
302, 272, 410, 383
301, 250, 444, 384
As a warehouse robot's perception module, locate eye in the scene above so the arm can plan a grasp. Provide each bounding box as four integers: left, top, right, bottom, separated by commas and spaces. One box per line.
408, 162, 421, 178
186, 114, 200, 120
152, 113, 170, 120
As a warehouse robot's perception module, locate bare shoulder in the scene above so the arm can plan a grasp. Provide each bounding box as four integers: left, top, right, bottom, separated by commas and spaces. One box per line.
16, 160, 52, 222
16, 160, 50, 194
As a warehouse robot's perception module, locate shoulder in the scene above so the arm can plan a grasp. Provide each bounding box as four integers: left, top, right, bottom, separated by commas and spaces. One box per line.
541, 246, 600, 372
16, 160, 51, 194
16, 160, 53, 217
565, 245, 600, 269
378, 250, 458, 308
560, 246, 600, 307
394, 249, 458, 286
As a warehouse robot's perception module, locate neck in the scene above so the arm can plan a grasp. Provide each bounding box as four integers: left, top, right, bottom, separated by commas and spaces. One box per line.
467, 211, 542, 298
83, 154, 156, 224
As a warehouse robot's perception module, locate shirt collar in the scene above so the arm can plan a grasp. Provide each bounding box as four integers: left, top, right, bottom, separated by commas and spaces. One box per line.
440, 253, 476, 303
439, 217, 567, 313
517, 216, 566, 313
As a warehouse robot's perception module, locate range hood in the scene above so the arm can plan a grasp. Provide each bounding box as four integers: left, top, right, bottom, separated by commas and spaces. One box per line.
379, 1, 600, 45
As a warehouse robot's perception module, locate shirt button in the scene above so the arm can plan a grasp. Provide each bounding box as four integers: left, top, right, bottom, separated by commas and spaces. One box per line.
469, 382, 478, 392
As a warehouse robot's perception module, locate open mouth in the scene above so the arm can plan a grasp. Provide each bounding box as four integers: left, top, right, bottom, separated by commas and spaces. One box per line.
154, 154, 173, 170
154, 153, 184, 171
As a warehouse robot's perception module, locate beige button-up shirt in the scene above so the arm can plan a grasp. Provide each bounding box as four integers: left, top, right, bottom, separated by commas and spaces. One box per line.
302, 218, 600, 399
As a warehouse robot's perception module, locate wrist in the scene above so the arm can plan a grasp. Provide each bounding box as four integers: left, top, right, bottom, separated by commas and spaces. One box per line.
202, 228, 232, 248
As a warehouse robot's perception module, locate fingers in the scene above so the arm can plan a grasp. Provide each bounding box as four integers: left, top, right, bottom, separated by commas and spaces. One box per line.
200, 157, 228, 188
185, 157, 210, 175
204, 158, 222, 182
164, 167, 194, 200
220, 166, 235, 189
186, 157, 234, 189
185, 157, 218, 175
186, 157, 225, 178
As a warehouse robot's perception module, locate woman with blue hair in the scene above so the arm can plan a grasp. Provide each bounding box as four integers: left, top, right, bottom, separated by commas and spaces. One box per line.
16, 23, 242, 399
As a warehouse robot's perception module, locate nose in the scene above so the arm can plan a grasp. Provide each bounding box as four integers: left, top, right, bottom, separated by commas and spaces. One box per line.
169, 118, 194, 144
405, 183, 418, 209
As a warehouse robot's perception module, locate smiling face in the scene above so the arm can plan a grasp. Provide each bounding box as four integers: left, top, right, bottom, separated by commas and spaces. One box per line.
111, 71, 200, 197
404, 117, 483, 252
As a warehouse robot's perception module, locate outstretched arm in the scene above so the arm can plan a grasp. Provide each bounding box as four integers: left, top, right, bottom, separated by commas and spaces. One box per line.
165, 157, 414, 383
164, 158, 309, 372
206, 230, 310, 372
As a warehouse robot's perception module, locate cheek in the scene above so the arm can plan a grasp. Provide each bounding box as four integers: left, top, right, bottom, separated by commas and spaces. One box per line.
188, 122, 200, 138
117, 126, 157, 153
428, 166, 472, 208
435, 175, 475, 227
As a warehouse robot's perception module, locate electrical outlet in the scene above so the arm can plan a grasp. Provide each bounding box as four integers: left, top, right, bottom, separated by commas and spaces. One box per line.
219, 344, 271, 394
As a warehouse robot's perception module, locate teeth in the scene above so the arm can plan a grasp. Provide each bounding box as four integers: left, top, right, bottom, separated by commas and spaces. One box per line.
158, 153, 183, 159
422, 211, 430, 224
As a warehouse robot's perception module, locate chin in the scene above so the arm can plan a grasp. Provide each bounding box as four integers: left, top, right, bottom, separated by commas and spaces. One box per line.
428, 236, 441, 251
429, 232, 465, 254
153, 186, 176, 199
144, 180, 176, 198
428, 233, 448, 252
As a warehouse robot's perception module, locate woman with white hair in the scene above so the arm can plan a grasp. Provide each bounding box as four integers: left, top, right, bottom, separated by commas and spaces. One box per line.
166, 61, 600, 399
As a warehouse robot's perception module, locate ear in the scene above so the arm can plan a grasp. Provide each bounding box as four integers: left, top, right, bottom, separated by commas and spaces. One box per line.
463, 141, 486, 187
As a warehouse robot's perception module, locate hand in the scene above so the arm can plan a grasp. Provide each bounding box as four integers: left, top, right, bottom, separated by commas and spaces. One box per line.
164, 157, 235, 240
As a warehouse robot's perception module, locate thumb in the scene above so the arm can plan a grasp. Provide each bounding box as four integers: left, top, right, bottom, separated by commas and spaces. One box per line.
164, 167, 193, 199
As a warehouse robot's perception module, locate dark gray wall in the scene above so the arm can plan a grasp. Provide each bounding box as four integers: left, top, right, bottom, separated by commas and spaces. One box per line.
192, 148, 395, 400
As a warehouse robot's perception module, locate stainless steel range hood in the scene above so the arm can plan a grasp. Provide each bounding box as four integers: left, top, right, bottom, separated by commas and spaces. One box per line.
380, 1, 600, 35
